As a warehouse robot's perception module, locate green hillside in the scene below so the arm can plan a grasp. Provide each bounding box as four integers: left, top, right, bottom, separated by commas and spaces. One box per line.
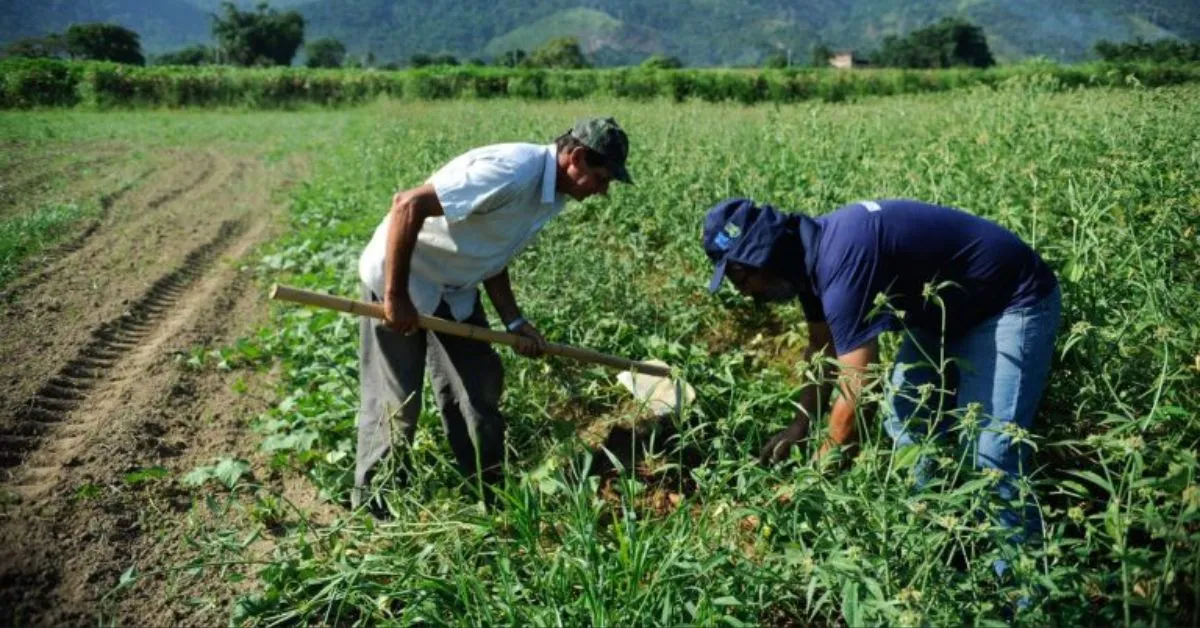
481, 8, 663, 66
1, 0, 1197, 65
0, 0, 211, 53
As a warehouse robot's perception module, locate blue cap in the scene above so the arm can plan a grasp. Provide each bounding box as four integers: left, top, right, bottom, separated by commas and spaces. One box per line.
702, 198, 791, 292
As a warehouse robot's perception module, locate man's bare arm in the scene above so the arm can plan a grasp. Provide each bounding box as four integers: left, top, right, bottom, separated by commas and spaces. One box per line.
759, 322, 838, 465
483, 267, 547, 357
818, 338, 880, 459
383, 184, 443, 333
482, 267, 522, 325
795, 322, 838, 424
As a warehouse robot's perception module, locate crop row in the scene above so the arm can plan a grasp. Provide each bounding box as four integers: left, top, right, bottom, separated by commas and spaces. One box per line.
3, 58, 1200, 109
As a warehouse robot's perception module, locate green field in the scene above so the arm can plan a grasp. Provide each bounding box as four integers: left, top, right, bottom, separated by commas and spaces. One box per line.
7, 82, 1196, 624
170, 83, 1197, 625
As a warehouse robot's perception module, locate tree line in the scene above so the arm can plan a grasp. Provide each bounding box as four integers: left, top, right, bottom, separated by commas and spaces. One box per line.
1, 2, 678, 71
4, 5, 1196, 71
2, 3, 336, 69
1094, 37, 1200, 63
760, 18, 996, 70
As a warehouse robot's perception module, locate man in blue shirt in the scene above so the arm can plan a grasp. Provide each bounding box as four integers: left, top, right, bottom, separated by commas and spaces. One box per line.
703, 197, 1061, 538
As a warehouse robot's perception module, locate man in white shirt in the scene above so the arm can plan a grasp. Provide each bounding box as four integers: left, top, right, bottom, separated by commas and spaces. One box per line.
354, 118, 632, 510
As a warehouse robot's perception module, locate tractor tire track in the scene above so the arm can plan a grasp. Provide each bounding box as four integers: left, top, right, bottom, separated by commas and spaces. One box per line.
0, 140, 307, 627
0, 150, 229, 420
0, 220, 245, 481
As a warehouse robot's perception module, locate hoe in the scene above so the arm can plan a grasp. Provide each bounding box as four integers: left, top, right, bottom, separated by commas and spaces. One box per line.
269, 284, 696, 417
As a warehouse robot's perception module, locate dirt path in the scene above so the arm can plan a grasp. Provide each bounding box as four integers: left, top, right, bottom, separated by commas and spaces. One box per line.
0, 143, 318, 625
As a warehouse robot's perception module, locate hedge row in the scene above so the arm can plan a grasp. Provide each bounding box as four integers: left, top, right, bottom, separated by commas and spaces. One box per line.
2, 58, 1199, 109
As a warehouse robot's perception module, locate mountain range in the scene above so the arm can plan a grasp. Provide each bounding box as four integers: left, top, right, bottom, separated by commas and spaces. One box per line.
2, 0, 1198, 65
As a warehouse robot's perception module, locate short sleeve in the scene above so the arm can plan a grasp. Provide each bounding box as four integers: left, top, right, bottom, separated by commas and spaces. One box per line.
427, 156, 523, 223
823, 283, 895, 355
818, 238, 895, 355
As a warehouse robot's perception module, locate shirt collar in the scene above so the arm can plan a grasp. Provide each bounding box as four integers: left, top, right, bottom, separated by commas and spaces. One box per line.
541, 144, 558, 205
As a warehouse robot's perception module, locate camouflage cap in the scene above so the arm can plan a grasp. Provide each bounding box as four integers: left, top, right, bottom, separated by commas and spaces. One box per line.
569, 117, 633, 184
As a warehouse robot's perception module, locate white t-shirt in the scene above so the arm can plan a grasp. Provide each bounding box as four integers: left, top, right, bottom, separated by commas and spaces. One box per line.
358, 143, 566, 321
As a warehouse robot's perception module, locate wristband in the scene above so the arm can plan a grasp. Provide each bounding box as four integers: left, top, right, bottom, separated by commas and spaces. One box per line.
505, 316, 528, 333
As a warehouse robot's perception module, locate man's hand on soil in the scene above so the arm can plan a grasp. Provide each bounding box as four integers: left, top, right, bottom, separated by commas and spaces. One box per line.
758, 415, 811, 466
513, 322, 548, 357
384, 293, 420, 335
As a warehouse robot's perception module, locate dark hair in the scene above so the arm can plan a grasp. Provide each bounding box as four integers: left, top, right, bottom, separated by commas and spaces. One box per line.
554, 133, 607, 168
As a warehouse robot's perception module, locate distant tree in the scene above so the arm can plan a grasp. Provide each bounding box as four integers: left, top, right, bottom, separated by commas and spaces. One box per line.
409, 53, 433, 68
430, 53, 459, 66
762, 51, 788, 68
641, 54, 683, 69
381, 60, 402, 70
496, 49, 526, 68
1094, 39, 1120, 61
3, 34, 66, 59
1094, 37, 1200, 63
466, 57, 487, 66
525, 37, 590, 69
871, 18, 994, 68
212, 1, 305, 67
809, 43, 834, 67
305, 37, 346, 68
154, 45, 215, 66
64, 23, 144, 65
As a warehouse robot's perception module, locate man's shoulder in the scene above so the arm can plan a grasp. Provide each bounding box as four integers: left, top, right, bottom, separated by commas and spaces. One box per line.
461, 142, 547, 168
432, 143, 546, 188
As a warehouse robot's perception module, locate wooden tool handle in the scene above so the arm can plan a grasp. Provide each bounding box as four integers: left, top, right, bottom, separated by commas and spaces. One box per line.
270, 284, 671, 377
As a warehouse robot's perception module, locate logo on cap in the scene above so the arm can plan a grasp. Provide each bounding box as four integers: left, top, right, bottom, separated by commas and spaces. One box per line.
713, 222, 741, 251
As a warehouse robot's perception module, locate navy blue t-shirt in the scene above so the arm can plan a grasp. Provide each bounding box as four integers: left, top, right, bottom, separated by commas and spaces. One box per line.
796, 199, 1058, 355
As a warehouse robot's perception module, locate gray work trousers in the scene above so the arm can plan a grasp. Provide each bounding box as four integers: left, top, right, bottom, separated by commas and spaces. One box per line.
353, 284, 505, 507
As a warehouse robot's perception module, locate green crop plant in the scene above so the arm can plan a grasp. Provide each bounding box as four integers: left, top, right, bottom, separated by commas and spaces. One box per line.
3, 57, 1200, 109
163, 84, 1200, 626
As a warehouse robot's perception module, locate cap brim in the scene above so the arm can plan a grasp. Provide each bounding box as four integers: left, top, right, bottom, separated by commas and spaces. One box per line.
708, 258, 727, 293
613, 163, 633, 185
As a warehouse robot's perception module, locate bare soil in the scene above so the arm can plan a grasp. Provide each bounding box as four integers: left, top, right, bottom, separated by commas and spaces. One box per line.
0, 141, 329, 625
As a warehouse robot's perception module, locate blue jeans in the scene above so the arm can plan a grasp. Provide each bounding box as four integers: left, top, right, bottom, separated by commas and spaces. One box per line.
885, 286, 1061, 538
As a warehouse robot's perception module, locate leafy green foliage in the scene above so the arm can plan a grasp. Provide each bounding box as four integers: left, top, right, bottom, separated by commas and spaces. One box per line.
168, 85, 1200, 625
304, 37, 345, 68
1095, 37, 1200, 62
408, 53, 458, 68
810, 43, 835, 68
183, 458, 252, 489
525, 36, 591, 69
123, 466, 171, 486
64, 23, 144, 66
0, 202, 92, 290
870, 18, 995, 68
153, 44, 215, 66
211, 1, 304, 67
6, 58, 1200, 110
3, 34, 65, 59
641, 54, 682, 70
495, 49, 527, 68
761, 52, 789, 69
